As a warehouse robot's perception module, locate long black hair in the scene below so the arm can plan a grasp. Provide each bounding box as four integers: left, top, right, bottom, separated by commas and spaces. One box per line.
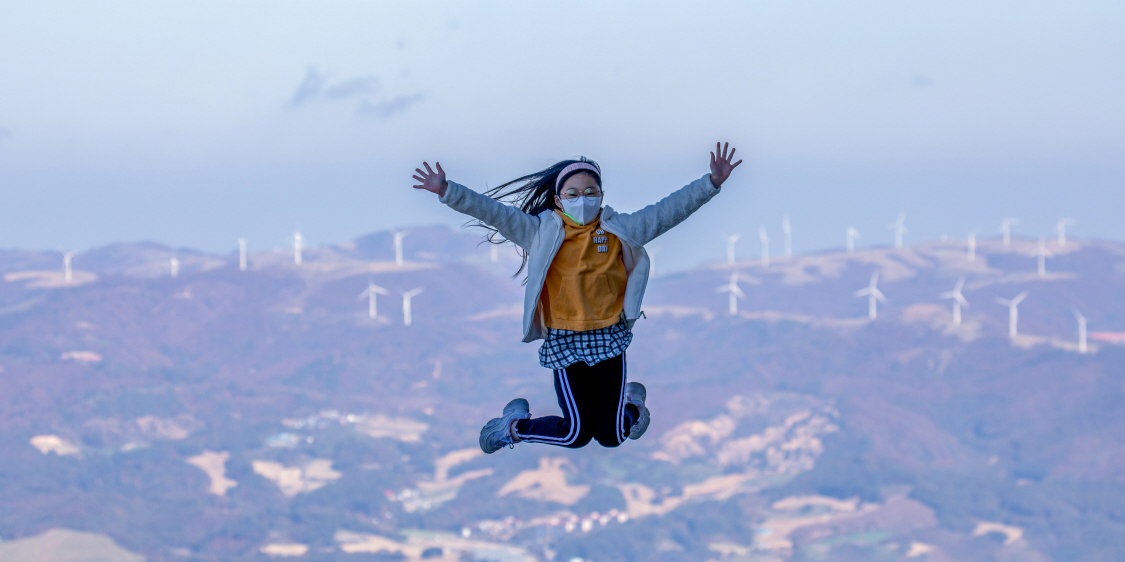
471, 157, 601, 279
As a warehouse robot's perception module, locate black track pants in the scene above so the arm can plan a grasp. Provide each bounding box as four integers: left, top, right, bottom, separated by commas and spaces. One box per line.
513, 352, 635, 448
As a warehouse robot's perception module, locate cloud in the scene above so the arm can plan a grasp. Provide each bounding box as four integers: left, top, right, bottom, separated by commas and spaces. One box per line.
289, 67, 381, 106
357, 94, 425, 119
324, 76, 380, 100
288, 66, 421, 118
910, 74, 934, 88
289, 66, 328, 107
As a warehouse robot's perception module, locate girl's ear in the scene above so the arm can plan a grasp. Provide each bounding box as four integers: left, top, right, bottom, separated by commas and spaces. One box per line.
554, 194, 563, 209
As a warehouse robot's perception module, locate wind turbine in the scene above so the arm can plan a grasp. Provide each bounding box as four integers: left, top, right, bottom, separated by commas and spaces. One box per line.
392, 230, 408, 266
782, 215, 792, 258
715, 272, 745, 316
1036, 236, 1052, 278
846, 227, 860, 254
401, 287, 424, 326
724, 233, 740, 266
758, 226, 770, 268
293, 231, 303, 265
940, 277, 969, 326
358, 283, 390, 320
994, 291, 1028, 339
888, 212, 908, 249
855, 273, 887, 320
967, 232, 977, 262
1001, 218, 1019, 247
648, 247, 661, 278
489, 243, 498, 263
1056, 218, 1075, 247
238, 238, 247, 271
62, 251, 75, 284
1072, 308, 1087, 354
170, 253, 180, 278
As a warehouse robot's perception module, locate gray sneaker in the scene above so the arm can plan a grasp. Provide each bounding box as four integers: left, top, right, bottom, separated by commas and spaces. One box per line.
479, 398, 531, 454
625, 382, 650, 440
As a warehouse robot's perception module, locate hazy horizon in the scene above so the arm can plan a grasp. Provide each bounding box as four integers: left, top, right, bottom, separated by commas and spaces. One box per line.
2, 1, 1122, 272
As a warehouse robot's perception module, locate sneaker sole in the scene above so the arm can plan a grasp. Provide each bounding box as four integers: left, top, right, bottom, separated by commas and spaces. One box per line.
479, 398, 530, 454
625, 383, 649, 440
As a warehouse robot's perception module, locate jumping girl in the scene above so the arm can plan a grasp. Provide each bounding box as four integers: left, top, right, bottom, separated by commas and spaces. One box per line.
411, 143, 742, 454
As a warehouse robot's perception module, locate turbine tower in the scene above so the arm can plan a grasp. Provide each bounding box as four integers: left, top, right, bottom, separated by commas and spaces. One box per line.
994, 291, 1028, 339
392, 230, 408, 266
358, 283, 390, 320
648, 247, 661, 278
758, 226, 770, 268
401, 287, 424, 326
1001, 218, 1019, 247
1072, 308, 1087, 354
293, 232, 303, 265
889, 212, 908, 249
1036, 235, 1052, 278
170, 254, 180, 278
715, 272, 745, 316
238, 238, 247, 271
782, 215, 792, 258
846, 227, 860, 254
489, 243, 498, 263
854, 272, 887, 320
62, 251, 75, 284
724, 233, 740, 266
1056, 218, 1075, 247
967, 232, 977, 262
939, 277, 969, 326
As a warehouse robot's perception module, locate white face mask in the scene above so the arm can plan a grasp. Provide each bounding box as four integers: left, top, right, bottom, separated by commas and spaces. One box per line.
560, 194, 602, 225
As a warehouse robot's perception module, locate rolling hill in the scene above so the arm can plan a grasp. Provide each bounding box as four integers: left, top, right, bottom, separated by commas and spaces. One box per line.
1, 226, 1123, 562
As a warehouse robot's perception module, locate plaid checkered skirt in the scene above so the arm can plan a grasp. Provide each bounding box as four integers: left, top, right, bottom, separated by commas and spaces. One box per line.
538, 318, 633, 369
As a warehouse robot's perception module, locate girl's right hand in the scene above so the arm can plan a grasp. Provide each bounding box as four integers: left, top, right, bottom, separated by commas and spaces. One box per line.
412, 161, 448, 198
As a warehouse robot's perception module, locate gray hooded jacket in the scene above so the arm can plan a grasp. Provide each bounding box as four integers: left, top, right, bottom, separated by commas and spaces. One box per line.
439, 173, 721, 342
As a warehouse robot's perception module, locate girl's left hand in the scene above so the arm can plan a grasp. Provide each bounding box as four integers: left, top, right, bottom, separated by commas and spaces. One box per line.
709, 142, 743, 188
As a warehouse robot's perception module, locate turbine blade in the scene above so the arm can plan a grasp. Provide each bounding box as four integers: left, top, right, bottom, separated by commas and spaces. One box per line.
956, 294, 969, 307
732, 286, 746, 298
872, 288, 887, 303
1012, 291, 1028, 305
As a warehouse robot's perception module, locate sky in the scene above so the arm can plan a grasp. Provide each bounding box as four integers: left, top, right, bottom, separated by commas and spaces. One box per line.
1, 0, 1123, 272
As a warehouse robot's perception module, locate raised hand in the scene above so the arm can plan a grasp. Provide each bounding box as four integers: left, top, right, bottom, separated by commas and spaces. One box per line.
709, 142, 743, 188
411, 161, 448, 197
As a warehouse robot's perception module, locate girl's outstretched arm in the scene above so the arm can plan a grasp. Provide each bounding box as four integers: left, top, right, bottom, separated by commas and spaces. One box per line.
412, 161, 540, 249
610, 142, 743, 246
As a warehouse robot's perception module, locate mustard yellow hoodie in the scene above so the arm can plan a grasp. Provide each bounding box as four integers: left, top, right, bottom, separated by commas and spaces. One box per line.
538, 210, 628, 331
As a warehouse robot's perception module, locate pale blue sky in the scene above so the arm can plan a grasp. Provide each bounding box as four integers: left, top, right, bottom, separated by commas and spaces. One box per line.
1, 1, 1122, 270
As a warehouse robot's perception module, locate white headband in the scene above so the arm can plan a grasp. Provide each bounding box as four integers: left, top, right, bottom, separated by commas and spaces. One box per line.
555, 162, 600, 192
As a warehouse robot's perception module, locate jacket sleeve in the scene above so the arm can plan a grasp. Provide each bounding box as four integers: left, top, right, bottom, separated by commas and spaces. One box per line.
439, 181, 541, 249
609, 174, 722, 246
